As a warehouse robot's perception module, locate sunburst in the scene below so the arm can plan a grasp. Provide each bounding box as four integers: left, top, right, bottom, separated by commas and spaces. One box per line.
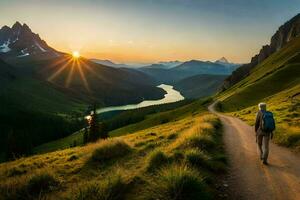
47, 52, 94, 92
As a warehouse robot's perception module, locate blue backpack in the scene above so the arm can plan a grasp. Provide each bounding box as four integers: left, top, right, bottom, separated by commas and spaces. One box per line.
261, 111, 275, 132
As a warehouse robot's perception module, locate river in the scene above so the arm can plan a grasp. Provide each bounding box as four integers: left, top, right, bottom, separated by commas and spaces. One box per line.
96, 84, 184, 114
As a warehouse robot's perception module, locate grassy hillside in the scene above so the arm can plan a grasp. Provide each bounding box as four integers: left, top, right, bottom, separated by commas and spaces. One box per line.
174, 74, 227, 99
0, 101, 227, 200
216, 36, 300, 149
0, 59, 87, 159
33, 99, 198, 154
0, 55, 166, 161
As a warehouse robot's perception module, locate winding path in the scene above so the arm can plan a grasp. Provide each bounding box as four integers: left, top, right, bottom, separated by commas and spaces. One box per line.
208, 103, 300, 200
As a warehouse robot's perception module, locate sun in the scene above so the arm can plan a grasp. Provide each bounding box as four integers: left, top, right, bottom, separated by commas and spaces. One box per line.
72, 51, 80, 58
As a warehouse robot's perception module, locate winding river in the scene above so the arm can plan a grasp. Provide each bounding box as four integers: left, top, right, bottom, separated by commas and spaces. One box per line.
96, 84, 184, 114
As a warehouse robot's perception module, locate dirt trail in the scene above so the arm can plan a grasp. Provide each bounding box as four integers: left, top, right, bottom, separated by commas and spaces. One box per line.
208, 103, 300, 200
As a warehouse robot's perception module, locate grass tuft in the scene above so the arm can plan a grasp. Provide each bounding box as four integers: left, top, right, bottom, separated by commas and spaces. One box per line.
185, 149, 210, 168
73, 174, 127, 200
144, 164, 211, 200
91, 139, 132, 162
146, 150, 169, 172
27, 172, 59, 194
186, 134, 216, 150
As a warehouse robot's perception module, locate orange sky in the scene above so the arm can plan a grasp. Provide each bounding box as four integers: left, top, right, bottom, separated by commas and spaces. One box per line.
1, 0, 300, 63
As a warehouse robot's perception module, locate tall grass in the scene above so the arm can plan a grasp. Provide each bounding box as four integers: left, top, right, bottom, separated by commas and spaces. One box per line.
0, 171, 59, 200
73, 173, 127, 200
27, 172, 59, 194
170, 115, 219, 151
184, 149, 210, 168
143, 164, 210, 200
146, 150, 169, 172
90, 139, 132, 162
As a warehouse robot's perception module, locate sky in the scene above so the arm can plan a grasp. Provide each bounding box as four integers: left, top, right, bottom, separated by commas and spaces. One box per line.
0, 0, 299, 64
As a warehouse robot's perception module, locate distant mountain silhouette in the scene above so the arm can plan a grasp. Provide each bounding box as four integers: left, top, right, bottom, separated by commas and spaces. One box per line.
216, 57, 229, 63
158, 61, 182, 68
90, 59, 130, 68
137, 59, 238, 84
174, 60, 236, 75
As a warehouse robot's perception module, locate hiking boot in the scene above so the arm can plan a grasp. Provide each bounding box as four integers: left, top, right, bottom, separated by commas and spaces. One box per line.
262, 160, 268, 165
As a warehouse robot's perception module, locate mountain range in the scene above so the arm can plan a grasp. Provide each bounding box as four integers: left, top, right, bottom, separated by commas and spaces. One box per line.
0, 22, 165, 107
0, 22, 166, 155
137, 58, 239, 84
90, 59, 130, 68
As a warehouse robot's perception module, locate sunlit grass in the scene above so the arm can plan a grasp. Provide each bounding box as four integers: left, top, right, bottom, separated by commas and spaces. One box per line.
0, 100, 225, 199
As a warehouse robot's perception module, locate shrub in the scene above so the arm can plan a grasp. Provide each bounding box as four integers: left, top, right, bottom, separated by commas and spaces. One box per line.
73, 174, 126, 200
91, 139, 132, 162
146, 150, 169, 172
27, 172, 59, 194
144, 165, 211, 200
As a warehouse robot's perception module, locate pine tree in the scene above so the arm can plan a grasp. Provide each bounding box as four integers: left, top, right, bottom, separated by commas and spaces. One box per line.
83, 127, 89, 144
99, 122, 108, 139
88, 104, 99, 142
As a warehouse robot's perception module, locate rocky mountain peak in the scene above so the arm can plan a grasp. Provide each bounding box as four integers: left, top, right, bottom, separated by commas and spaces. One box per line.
0, 22, 60, 59
11, 21, 22, 31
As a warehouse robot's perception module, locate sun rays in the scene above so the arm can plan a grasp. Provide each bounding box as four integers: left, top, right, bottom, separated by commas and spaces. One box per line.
76, 59, 91, 92
47, 54, 94, 92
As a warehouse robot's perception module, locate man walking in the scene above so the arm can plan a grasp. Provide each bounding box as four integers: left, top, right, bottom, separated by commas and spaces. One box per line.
255, 103, 275, 165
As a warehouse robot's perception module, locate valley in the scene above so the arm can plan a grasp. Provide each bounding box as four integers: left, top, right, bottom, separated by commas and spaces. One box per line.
0, 2, 300, 200
95, 84, 184, 114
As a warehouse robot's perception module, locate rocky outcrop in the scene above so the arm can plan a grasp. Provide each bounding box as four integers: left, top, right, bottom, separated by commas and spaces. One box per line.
222, 13, 300, 90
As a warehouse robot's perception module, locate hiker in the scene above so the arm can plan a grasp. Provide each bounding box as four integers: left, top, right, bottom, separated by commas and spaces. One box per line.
255, 103, 275, 165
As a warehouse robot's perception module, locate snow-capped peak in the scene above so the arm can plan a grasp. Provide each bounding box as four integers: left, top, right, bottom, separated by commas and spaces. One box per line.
0, 22, 60, 59
0, 39, 11, 53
